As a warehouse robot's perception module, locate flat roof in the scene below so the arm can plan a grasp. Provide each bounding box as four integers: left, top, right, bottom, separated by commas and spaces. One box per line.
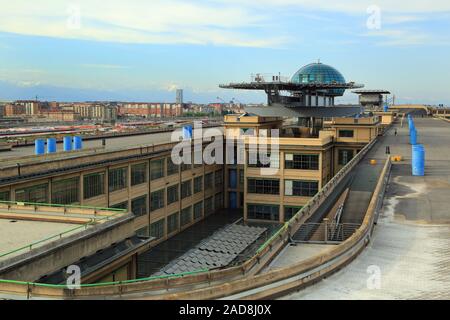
1, 127, 224, 161
0, 219, 75, 261
0, 203, 126, 262
352, 89, 390, 94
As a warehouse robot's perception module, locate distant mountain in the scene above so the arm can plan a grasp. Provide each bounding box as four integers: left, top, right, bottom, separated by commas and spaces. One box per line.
0, 80, 265, 104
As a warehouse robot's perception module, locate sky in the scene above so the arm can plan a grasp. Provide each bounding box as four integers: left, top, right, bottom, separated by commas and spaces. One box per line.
0, 0, 450, 104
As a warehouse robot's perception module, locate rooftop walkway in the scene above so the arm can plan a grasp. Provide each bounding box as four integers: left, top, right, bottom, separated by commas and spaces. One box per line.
282, 117, 450, 299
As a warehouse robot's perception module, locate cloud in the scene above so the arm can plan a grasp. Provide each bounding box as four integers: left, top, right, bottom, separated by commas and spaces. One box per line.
0, 0, 285, 48
231, 0, 450, 14
362, 29, 435, 46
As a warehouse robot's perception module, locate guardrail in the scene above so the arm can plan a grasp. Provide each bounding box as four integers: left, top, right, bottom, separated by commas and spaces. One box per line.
0, 202, 126, 260
0, 135, 382, 299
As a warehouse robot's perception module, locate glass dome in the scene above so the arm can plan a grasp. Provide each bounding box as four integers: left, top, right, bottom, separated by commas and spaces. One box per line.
291, 62, 346, 96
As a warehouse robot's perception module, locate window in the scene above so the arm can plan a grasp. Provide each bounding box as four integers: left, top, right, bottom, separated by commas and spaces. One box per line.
194, 176, 203, 194
131, 163, 147, 186
204, 172, 213, 189
339, 130, 354, 138
338, 149, 354, 166
150, 159, 165, 180
247, 178, 280, 195
180, 206, 192, 226
167, 157, 179, 176
181, 180, 192, 199
150, 219, 165, 239
0, 191, 10, 202
215, 170, 223, 186
214, 192, 223, 210
111, 201, 128, 210
193, 201, 203, 220
109, 167, 128, 192
167, 184, 179, 205
15, 184, 49, 203
239, 170, 244, 186
167, 212, 179, 234
150, 189, 165, 211
131, 195, 147, 216
285, 154, 319, 170
204, 196, 213, 216
247, 204, 279, 221
248, 153, 279, 168
284, 206, 303, 221
285, 180, 319, 197
52, 177, 79, 205
83, 172, 105, 199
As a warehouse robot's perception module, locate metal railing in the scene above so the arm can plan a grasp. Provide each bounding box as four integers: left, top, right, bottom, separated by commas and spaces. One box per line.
292, 222, 361, 244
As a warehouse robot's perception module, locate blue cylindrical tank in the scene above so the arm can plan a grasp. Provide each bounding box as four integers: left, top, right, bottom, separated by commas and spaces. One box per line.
410, 129, 417, 145
35, 139, 45, 155
73, 136, 83, 150
383, 104, 389, 112
63, 136, 72, 151
412, 144, 425, 176
47, 138, 57, 153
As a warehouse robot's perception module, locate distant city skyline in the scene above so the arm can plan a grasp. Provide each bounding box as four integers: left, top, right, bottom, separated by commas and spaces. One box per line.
1, 1, 450, 105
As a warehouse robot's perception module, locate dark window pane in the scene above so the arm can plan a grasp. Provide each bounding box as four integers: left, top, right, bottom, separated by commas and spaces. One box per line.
52, 177, 80, 205
150, 219, 165, 239
83, 172, 105, 199
180, 206, 192, 226
109, 167, 128, 192
131, 163, 147, 186
131, 195, 147, 216
181, 180, 192, 199
247, 204, 279, 221
167, 184, 179, 205
150, 159, 165, 180
150, 189, 165, 211
167, 212, 179, 234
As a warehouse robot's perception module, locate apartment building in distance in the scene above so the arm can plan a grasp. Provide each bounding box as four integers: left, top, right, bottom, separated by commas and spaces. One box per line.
118, 103, 183, 118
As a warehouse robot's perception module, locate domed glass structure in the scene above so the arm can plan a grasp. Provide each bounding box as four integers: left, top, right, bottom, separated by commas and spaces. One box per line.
291, 62, 346, 96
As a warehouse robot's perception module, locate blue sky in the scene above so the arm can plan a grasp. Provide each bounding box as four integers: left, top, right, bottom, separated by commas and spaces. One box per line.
0, 0, 450, 104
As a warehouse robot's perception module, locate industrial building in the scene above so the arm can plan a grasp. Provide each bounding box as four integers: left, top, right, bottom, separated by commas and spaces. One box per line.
0, 62, 397, 288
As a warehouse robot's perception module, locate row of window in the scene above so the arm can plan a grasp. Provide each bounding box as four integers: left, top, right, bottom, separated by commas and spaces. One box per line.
247, 178, 319, 197
247, 204, 303, 222
138, 193, 225, 240
112, 191, 223, 220
247, 153, 320, 170
11, 167, 223, 206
